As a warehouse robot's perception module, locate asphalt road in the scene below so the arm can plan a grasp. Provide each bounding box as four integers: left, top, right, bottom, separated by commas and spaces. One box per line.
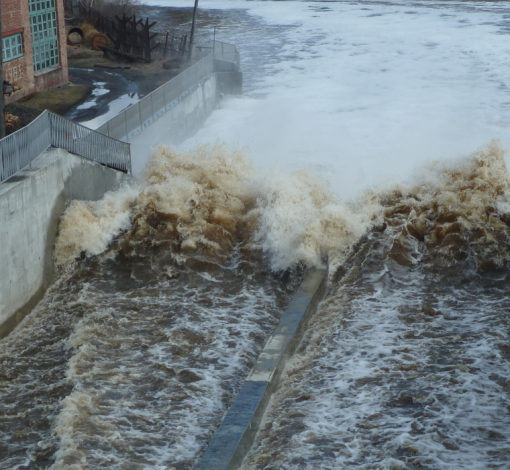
65, 67, 141, 125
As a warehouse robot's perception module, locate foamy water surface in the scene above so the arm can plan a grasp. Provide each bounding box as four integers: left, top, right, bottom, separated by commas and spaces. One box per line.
146, 0, 510, 198
242, 146, 510, 470
0, 202, 300, 468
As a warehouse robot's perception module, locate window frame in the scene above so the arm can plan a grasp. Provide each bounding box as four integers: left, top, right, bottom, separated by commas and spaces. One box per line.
29, 0, 60, 74
2, 33, 24, 63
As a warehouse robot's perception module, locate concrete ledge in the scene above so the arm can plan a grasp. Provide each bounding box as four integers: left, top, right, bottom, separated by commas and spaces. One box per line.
0, 148, 132, 337
196, 381, 268, 470
216, 72, 243, 95
195, 267, 328, 470
214, 58, 239, 73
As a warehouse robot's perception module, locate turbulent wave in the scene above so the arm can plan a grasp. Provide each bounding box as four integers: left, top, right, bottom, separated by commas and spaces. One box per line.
54, 186, 139, 267
4, 141, 510, 469
241, 141, 510, 470
56, 140, 510, 275
55, 143, 378, 273
1, 144, 307, 469
380, 140, 510, 272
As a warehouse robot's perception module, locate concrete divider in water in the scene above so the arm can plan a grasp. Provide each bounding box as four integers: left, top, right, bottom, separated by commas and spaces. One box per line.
195, 268, 328, 470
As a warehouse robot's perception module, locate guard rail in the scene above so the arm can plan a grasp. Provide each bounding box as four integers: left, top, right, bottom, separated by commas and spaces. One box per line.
0, 110, 131, 184
95, 39, 239, 142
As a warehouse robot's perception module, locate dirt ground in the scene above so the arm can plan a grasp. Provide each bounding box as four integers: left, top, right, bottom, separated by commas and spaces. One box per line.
4, 103, 42, 135
66, 46, 187, 95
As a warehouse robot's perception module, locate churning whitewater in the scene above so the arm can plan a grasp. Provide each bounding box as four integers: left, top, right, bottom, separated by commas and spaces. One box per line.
2, 140, 510, 469
243, 141, 510, 470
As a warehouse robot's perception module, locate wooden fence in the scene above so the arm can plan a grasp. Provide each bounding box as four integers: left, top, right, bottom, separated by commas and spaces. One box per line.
65, 0, 192, 61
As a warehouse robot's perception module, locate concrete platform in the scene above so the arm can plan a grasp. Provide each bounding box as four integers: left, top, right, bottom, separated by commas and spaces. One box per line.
195, 268, 328, 470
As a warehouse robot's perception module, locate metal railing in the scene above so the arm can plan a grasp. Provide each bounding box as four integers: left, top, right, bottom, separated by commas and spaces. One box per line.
96, 40, 240, 143
49, 113, 131, 173
94, 52, 214, 141
0, 111, 131, 184
214, 40, 241, 70
0, 112, 51, 183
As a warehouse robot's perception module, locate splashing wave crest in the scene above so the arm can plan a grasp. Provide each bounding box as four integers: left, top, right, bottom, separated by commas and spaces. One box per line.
56, 141, 510, 274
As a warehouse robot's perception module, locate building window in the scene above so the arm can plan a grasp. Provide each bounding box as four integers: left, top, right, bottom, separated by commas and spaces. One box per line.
3, 34, 24, 62
29, 0, 60, 73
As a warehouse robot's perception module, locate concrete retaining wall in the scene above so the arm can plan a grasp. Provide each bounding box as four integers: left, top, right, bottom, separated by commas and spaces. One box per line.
130, 73, 219, 174
0, 148, 131, 337
0, 63, 241, 333
0, 52, 243, 332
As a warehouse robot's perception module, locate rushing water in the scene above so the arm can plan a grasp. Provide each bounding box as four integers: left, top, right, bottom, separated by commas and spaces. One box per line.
3, 1, 510, 469
242, 143, 510, 469
0, 146, 303, 469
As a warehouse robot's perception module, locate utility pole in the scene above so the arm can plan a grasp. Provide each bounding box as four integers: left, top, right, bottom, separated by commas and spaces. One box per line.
0, 2, 6, 139
188, 0, 199, 61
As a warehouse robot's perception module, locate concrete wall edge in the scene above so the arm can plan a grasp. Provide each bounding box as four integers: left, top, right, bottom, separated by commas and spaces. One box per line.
195, 267, 328, 470
0, 148, 132, 338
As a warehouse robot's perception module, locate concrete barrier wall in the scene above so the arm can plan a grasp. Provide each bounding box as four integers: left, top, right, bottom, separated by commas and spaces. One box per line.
130, 73, 219, 174
0, 148, 131, 336
195, 269, 328, 470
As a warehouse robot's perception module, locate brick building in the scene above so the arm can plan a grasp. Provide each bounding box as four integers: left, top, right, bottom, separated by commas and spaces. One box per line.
2, 0, 69, 104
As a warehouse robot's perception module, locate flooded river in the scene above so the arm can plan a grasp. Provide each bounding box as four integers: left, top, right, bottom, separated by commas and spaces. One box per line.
2, 1, 510, 469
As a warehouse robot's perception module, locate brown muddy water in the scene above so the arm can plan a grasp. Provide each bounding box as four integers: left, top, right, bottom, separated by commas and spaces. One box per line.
0, 145, 304, 469
3, 140, 510, 469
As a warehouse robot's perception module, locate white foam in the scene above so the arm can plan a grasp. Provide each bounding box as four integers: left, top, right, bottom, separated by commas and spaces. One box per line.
55, 142, 383, 271
146, 0, 510, 199
245, 259, 510, 468
54, 184, 140, 268
46, 261, 295, 468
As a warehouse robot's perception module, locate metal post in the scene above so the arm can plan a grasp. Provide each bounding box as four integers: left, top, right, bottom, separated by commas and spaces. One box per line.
164, 31, 169, 58
169, 31, 175, 53
144, 17, 151, 61
188, 0, 199, 61
181, 34, 187, 57
0, 3, 6, 139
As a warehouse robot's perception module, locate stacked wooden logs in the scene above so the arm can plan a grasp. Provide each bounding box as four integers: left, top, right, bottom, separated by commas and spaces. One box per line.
66, 22, 110, 50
